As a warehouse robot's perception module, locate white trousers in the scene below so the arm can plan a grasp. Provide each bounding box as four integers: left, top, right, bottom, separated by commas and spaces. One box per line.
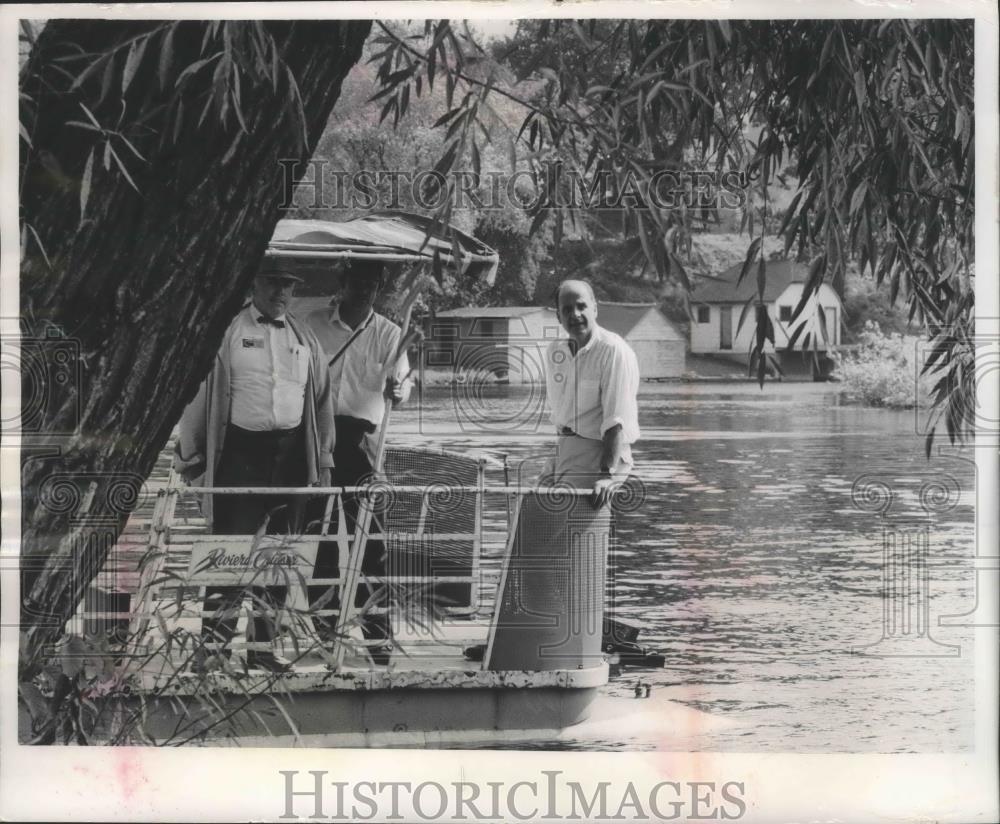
540, 433, 633, 489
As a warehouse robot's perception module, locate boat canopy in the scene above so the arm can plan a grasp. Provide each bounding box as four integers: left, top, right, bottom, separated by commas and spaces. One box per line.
267, 211, 499, 285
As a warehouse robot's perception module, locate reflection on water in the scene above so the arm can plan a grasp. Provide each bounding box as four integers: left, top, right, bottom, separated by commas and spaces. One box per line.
389, 382, 976, 752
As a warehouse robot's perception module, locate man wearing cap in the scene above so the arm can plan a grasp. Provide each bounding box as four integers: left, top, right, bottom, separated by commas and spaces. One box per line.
303, 260, 412, 658
544, 279, 640, 508
174, 266, 335, 673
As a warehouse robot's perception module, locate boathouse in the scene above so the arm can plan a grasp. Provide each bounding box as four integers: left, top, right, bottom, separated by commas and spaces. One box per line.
426, 303, 686, 383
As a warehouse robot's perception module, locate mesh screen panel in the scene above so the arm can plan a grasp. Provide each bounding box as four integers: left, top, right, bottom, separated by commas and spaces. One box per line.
488, 494, 610, 671
380, 448, 482, 612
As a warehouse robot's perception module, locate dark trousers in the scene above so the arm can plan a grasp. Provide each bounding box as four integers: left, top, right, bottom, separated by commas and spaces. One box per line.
307, 416, 389, 643
203, 424, 305, 649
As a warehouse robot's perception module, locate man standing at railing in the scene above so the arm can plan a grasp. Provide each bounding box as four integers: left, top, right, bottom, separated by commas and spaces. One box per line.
304, 260, 414, 662
174, 265, 335, 673
544, 279, 640, 508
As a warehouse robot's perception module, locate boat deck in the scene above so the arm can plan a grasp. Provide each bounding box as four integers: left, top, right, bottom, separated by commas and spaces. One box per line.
133, 618, 499, 692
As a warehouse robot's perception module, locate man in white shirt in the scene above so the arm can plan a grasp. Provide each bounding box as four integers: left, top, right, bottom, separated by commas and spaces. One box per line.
544, 279, 641, 508
304, 261, 412, 658
305, 261, 411, 465
175, 268, 335, 673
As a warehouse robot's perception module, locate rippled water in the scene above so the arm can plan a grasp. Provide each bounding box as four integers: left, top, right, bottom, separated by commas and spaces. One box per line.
389, 382, 977, 752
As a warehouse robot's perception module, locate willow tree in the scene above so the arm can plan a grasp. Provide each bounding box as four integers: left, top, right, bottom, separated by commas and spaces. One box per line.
18, 19, 372, 682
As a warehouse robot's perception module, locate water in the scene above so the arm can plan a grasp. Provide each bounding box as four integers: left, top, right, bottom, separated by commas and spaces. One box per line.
388, 381, 977, 752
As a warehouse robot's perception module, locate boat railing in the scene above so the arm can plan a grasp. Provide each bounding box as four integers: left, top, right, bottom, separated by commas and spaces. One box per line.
79, 456, 612, 682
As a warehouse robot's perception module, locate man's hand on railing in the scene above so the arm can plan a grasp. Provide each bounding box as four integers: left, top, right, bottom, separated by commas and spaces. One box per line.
172, 445, 205, 486
591, 477, 622, 510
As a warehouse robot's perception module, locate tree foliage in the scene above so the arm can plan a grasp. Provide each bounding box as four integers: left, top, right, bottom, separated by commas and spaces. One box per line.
288, 35, 550, 310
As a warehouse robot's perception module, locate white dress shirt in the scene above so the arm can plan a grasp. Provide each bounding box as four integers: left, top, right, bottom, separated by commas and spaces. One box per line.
305, 305, 410, 426
228, 307, 308, 431
545, 324, 641, 443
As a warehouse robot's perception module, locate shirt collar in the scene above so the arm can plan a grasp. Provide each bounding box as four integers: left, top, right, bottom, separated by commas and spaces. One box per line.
331, 303, 374, 331
246, 304, 287, 325
564, 324, 604, 355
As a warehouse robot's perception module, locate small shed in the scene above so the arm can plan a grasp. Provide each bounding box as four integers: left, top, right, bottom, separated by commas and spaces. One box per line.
595, 302, 686, 380
428, 302, 685, 383
425, 306, 556, 384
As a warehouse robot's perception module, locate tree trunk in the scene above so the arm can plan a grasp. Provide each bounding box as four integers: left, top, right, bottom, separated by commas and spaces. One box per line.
18, 19, 372, 681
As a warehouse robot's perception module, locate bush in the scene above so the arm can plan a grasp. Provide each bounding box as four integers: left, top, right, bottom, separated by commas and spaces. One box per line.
832, 321, 930, 408
841, 265, 917, 339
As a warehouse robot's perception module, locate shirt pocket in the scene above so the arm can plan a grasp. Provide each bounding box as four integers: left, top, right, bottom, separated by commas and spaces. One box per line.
291, 345, 310, 384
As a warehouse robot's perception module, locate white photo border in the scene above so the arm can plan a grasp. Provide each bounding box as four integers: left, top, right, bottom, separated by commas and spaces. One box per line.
1, 3, 997, 822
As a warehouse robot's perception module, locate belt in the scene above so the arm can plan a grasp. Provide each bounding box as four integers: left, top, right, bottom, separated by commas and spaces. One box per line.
226, 423, 301, 442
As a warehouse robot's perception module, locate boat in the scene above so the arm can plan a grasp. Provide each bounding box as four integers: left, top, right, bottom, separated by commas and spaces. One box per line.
52, 213, 617, 747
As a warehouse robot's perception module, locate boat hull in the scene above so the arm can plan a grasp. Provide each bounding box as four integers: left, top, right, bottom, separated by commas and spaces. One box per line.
92, 663, 609, 745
